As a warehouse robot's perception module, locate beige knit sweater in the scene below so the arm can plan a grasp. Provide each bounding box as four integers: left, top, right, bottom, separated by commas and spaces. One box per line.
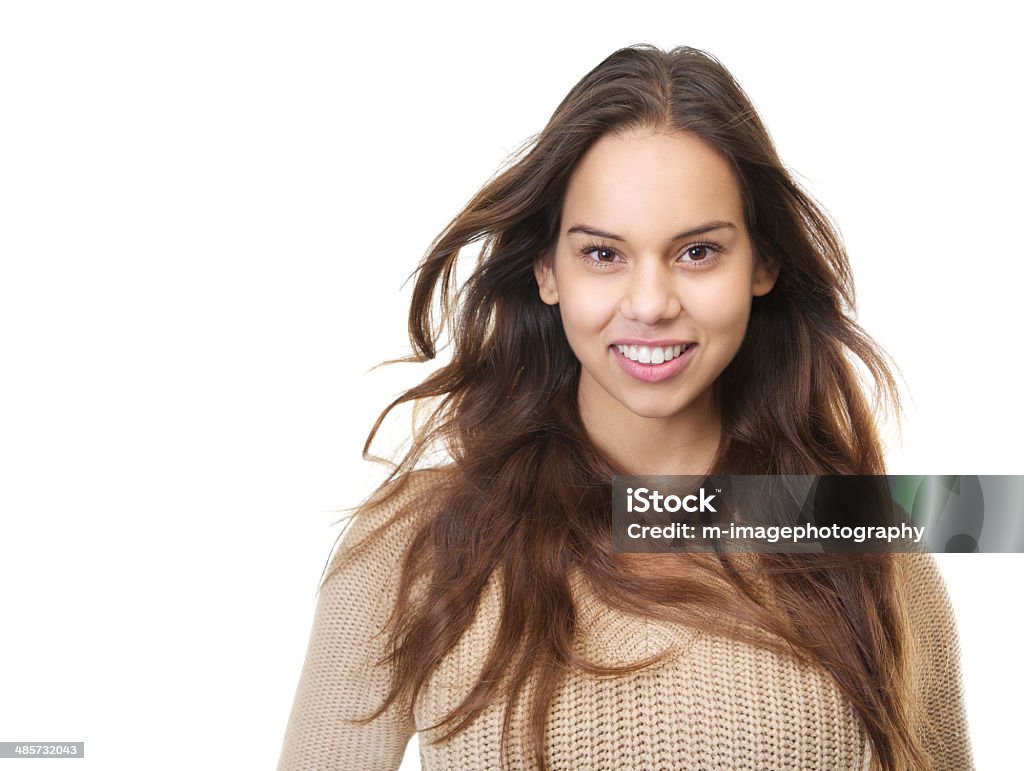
276, 476, 974, 770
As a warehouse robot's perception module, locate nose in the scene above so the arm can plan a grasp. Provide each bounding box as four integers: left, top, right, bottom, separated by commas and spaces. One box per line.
619, 261, 682, 324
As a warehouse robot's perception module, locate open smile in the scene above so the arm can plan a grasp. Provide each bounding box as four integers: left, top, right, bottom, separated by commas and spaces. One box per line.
610, 342, 698, 383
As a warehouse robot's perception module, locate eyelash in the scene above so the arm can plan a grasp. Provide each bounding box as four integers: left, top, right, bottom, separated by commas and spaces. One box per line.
578, 240, 724, 270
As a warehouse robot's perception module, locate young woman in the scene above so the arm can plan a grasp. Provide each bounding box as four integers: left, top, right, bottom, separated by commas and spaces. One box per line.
276, 45, 973, 770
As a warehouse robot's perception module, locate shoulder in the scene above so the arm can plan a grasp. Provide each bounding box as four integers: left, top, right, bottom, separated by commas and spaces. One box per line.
319, 466, 451, 588
895, 552, 958, 634
895, 553, 975, 767
893, 551, 963, 666
277, 470, 453, 769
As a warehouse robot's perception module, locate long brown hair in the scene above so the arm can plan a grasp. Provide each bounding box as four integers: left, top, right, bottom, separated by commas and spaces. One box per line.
332, 44, 931, 770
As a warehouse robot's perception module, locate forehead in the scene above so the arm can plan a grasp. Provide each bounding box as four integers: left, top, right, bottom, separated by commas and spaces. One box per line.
561, 130, 744, 234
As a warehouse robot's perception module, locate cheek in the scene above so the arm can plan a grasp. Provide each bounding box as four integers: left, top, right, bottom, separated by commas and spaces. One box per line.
556, 283, 617, 338
687, 281, 752, 336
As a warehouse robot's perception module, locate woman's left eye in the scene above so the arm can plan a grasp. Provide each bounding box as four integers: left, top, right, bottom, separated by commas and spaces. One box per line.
678, 242, 722, 266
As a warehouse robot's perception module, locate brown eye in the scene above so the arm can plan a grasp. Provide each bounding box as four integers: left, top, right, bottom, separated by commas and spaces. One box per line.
678, 242, 723, 268
580, 245, 621, 266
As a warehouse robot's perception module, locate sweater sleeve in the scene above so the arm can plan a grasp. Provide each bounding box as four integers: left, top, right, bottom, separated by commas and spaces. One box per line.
276, 484, 423, 771
902, 553, 975, 771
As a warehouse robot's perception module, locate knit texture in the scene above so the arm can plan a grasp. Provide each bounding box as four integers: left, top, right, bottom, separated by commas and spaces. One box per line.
276, 476, 974, 770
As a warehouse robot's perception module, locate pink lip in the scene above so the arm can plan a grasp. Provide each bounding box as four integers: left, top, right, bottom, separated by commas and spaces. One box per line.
611, 343, 697, 383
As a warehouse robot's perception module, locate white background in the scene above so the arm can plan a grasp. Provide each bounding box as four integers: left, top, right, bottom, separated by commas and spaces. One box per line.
1, 2, 1020, 769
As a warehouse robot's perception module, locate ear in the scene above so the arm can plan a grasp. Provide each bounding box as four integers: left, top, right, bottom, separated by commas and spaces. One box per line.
533, 252, 559, 305
752, 256, 780, 297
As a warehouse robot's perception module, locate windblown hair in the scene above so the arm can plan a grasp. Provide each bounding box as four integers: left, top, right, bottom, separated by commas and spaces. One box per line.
331, 44, 931, 770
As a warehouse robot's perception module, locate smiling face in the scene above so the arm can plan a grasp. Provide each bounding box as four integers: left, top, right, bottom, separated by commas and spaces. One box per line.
534, 128, 778, 430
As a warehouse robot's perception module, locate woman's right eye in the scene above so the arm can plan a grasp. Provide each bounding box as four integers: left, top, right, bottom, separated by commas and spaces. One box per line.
580, 244, 621, 267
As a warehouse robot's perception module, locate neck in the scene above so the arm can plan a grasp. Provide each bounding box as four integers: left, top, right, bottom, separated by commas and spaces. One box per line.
578, 382, 723, 477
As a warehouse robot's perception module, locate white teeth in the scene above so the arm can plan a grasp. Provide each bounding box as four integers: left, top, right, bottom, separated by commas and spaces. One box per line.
615, 343, 689, 364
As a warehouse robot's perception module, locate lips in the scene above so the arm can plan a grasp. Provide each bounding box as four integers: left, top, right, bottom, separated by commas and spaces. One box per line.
610, 342, 698, 383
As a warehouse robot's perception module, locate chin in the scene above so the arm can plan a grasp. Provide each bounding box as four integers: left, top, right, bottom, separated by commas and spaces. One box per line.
618, 396, 693, 420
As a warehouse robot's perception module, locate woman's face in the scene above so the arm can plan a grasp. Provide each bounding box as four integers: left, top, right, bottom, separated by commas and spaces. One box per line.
534, 129, 778, 426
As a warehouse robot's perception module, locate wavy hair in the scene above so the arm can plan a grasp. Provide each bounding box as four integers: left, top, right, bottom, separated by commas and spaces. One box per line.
331, 44, 931, 770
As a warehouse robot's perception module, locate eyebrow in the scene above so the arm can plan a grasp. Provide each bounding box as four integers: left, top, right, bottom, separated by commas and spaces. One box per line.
565, 220, 738, 242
